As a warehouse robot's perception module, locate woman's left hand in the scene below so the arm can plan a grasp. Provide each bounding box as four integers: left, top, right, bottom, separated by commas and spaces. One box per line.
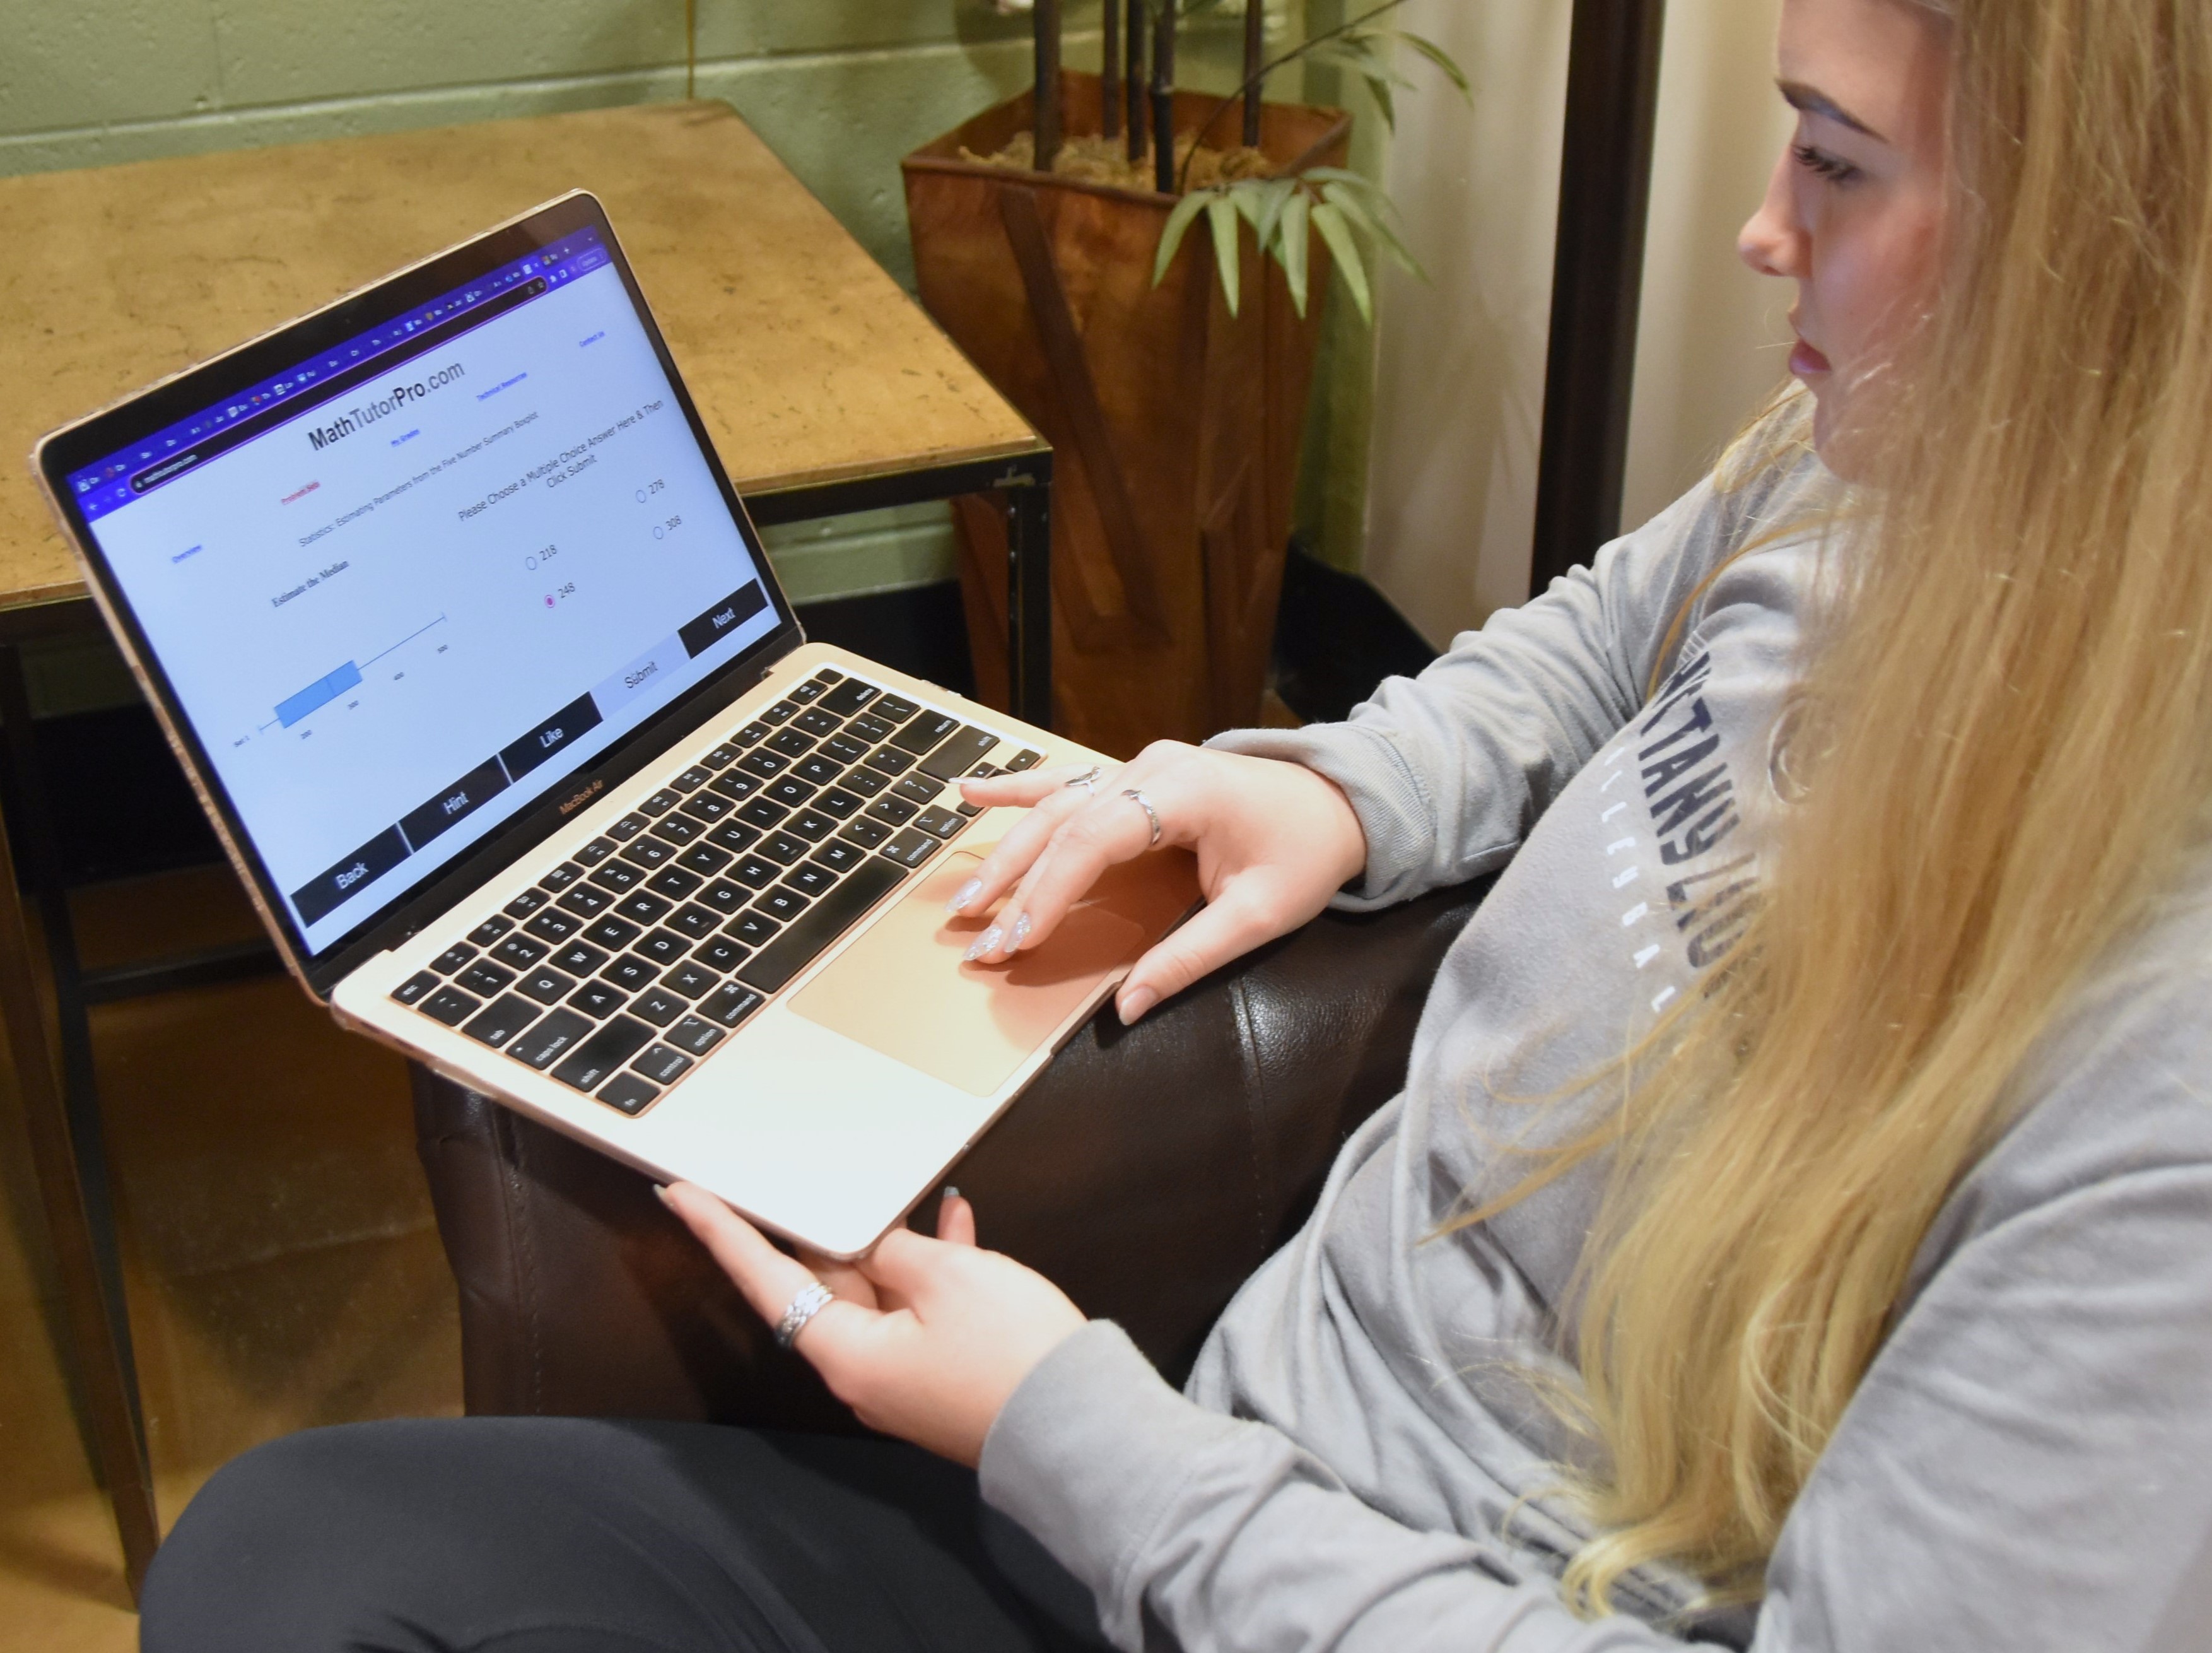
660, 1182, 1086, 1467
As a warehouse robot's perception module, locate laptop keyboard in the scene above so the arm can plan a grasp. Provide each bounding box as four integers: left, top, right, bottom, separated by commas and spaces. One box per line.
385, 667, 1041, 1117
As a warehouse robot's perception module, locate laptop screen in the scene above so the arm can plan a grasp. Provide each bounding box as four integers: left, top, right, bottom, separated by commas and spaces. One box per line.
58, 211, 781, 960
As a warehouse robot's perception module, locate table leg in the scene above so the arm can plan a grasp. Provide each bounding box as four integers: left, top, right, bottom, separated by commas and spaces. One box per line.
1004, 457, 1053, 731
0, 645, 158, 1599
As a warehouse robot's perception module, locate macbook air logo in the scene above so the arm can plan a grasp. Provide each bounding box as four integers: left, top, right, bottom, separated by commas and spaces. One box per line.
557, 778, 604, 815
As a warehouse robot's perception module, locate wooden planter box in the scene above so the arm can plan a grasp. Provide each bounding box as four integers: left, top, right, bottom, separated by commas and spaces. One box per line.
903, 73, 1350, 755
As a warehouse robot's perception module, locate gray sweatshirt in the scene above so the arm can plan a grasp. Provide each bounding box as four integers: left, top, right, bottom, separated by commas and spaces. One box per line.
976, 458, 2212, 1651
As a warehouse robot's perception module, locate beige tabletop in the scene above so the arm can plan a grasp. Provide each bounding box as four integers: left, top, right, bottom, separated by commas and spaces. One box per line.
0, 100, 1041, 614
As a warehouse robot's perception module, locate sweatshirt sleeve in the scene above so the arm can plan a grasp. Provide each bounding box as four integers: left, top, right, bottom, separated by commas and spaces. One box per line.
1206, 476, 1753, 911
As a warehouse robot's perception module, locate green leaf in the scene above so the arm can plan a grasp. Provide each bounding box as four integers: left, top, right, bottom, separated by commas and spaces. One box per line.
1309, 200, 1371, 324
1386, 30, 1473, 99
1254, 176, 1297, 245
1207, 192, 1243, 317
1279, 187, 1311, 317
1154, 188, 1211, 288
1320, 180, 1423, 279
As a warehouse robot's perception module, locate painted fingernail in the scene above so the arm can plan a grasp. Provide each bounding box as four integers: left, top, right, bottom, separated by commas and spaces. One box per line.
1118, 986, 1158, 1024
1007, 912, 1033, 950
963, 924, 1003, 962
942, 1185, 960, 1201
947, 876, 983, 914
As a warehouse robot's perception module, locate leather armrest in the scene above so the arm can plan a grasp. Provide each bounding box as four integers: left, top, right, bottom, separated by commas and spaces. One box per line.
413, 877, 1487, 1426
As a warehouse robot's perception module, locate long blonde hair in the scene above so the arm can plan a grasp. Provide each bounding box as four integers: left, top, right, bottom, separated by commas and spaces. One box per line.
1501, 0, 2212, 1610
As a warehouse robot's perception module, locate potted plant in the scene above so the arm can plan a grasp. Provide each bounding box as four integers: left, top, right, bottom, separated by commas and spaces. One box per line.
903, 1, 1461, 754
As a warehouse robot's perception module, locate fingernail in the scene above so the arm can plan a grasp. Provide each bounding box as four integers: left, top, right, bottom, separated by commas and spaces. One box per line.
942, 1185, 959, 1201
963, 924, 1003, 962
1119, 986, 1158, 1023
653, 1183, 673, 1208
1007, 912, 1032, 950
946, 876, 983, 914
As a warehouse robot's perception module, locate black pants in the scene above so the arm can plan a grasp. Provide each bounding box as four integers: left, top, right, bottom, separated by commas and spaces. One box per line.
139, 1418, 1114, 1653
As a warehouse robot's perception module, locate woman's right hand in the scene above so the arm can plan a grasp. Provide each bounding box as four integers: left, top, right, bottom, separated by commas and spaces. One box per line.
947, 741, 1368, 1023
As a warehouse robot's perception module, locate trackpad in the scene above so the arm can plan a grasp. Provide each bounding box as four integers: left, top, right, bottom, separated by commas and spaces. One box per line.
790, 852, 1156, 1097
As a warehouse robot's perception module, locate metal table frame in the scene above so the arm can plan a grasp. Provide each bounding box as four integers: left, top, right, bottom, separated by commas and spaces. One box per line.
0, 449, 1050, 1600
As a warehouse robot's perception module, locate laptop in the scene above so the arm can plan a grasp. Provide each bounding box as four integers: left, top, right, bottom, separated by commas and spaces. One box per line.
31, 191, 1197, 1258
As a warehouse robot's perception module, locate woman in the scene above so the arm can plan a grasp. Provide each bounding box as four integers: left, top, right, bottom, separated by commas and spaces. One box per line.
145, 0, 2212, 1647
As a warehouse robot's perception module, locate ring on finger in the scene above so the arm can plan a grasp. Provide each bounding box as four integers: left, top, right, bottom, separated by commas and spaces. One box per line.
1123, 787, 1162, 848
1063, 763, 1103, 798
774, 1279, 836, 1349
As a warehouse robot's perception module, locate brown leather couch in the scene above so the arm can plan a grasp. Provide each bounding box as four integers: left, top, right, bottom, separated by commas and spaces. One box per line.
411, 878, 1489, 1430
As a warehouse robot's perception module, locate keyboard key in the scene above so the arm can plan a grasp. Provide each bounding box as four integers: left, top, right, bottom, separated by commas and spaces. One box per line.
569, 979, 629, 1018
432, 943, 478, 975
508, 1009, 593, 1071
813, 840, 864, 874
873, 693, 920, 725
841, 768, 889, 798
787, 862, 835, 896
867, 795, 918, 827
820, 734, 868, 767
814, 787, 862, 820
767, 728, 813, 759
759, 699, 799, 725
557, 884, 614, 919
737, 750, 789, 780
807, 667, 844, 686
524, 908, 582, 944
706, 819, 761, 854
647, 866, 704, 900
667, 903, 721, 940
893, 710, 962, 755
788, 677, 829, 703
650, 812, 705, 844
607, 813, 650, 842
551, 941, 610, 976
677, 843, 732, 876
736, 857, 906, 992
390, 970, 441, 1006
694, 936, 750, 973
662, 962, 719, 999
729, 856, 780, 890
574, 837, 618, 867
700, 982, 765, 1028
616, 891, 674, 926
631, 987, 687, 1028
589, 859, 644, 892
765, 777, 816, 809
619, 837, 676, 869
879, 827, 944, 869
913, 806, 967, 840
597, 1073, 660, 1115
758, 886, 810, 922
738, 797, 787, 830
504, 888, 550, 919
552, 1016, 655, 1092
696, 879, 749, 915
846, 713, 894, 744
1004, 749, 1043, 771
793, 707, 842, 738
462, 994, 539, 1050
540, 862, 585, 891
678, 792, 734, 823
603, 954, 658, 991
638, 789, 682, 816
731, 721, 770, 746
918, 726, 999, 780
701, 744, 739, 770
787, 809, 836, 843
666, 1015, 727, 1056
728, 911, 781, 948
636, 929, 689, 966
518, 965, 577, 1006
710, 771, 762, 804
969, 762, 1000, 779
468, 914, 515, 946
894, 774, 943, 806
839, 816, 892, 849
491, 934, 549, 969
671, 766, 711, 793
816, 678, 879, 717
421, 985, 481, 1027
583, 915, 643, 951
633, 1044, 694, 1084
865, 746, 916, 776
459, 960, 515, 997
956, 800, 984, 818
759, 832, 808, 865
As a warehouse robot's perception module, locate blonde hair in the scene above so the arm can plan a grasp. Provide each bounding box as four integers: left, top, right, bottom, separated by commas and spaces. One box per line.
1487, 0, 2212, 1611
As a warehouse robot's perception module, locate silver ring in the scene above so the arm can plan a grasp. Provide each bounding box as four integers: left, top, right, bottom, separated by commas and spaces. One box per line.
774, 1281, 834, 1350
1063, 763, 1103, 798
1123, 787, 1162, 847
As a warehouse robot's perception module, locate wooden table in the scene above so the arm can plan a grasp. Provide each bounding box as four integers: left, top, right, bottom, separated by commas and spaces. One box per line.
0, 102, 1050, 1599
